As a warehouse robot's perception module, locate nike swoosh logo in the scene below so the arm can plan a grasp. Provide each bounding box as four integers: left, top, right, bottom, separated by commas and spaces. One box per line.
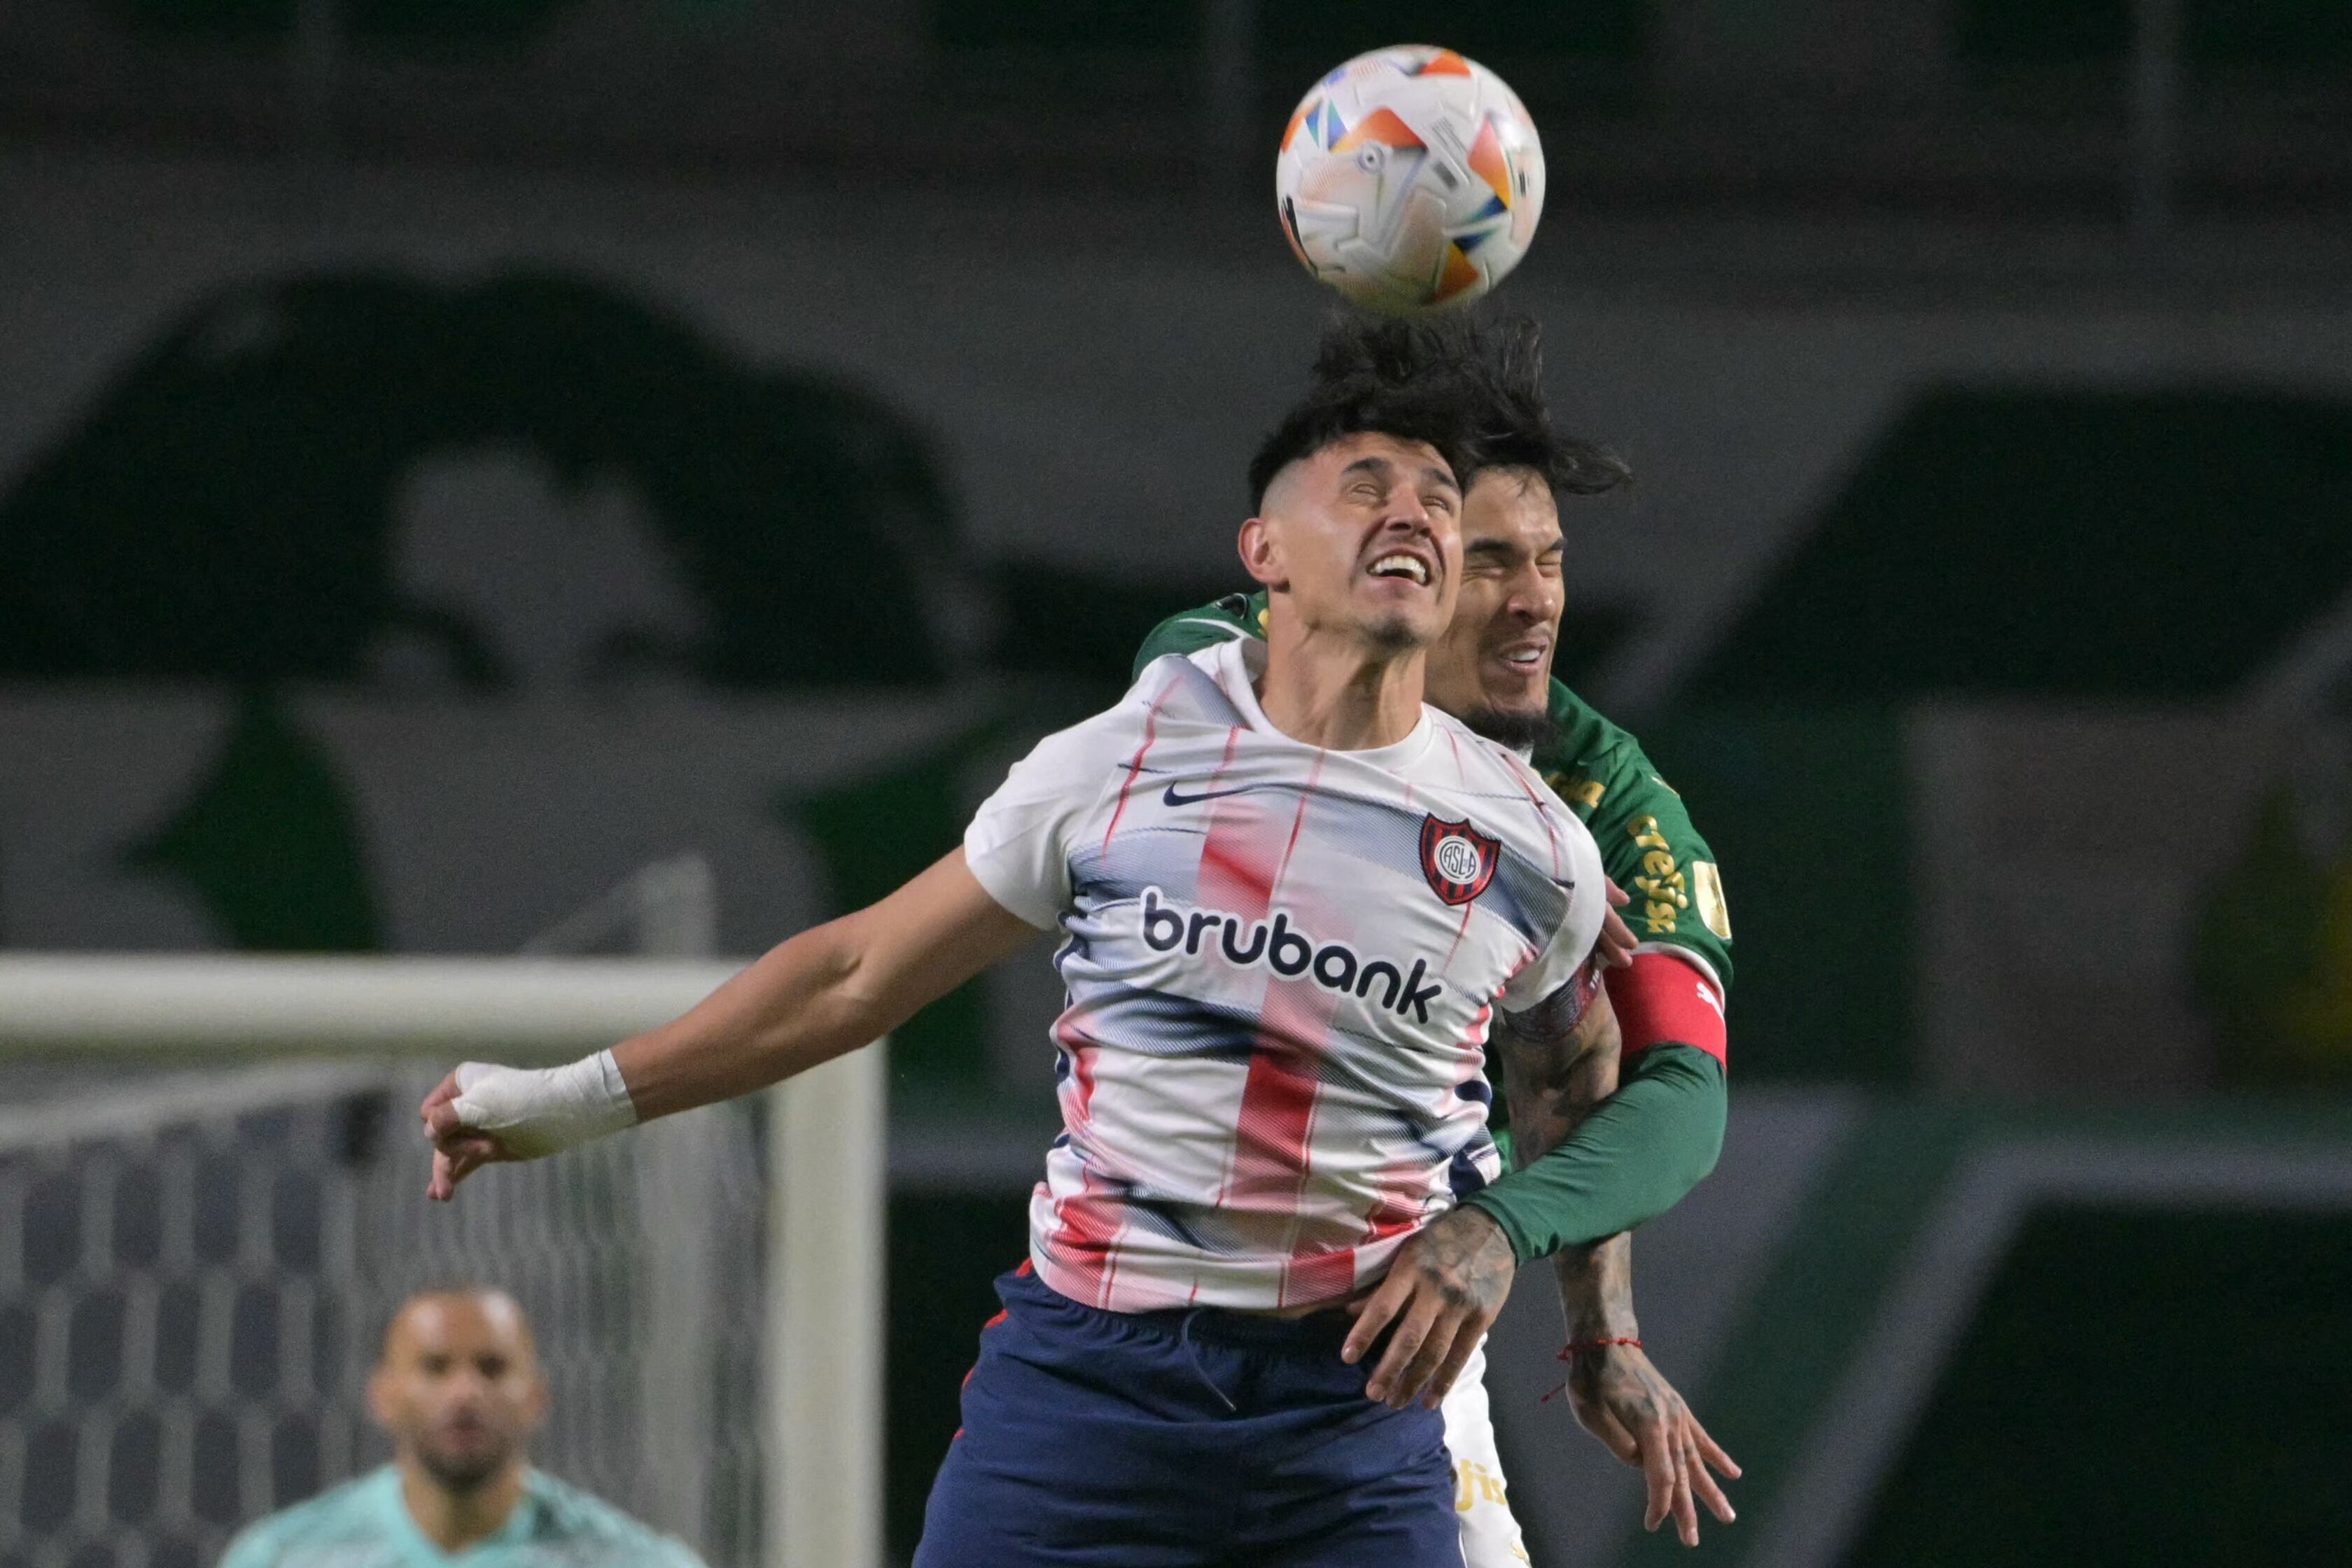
1161, 782, 1269, 807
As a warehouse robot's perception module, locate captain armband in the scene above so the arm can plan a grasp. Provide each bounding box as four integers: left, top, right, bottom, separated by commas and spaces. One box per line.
1605, 951, 1727, 1068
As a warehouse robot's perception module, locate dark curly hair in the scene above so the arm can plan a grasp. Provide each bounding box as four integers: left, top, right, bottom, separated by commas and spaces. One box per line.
1245, 335, 1482, 511
1455, 314, 1631, 497
1247, 310, 1630, 510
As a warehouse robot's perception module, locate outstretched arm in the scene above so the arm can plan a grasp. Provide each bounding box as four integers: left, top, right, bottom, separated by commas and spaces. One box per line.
421, 848, 1039, 1198
610, 849, 1035, 1119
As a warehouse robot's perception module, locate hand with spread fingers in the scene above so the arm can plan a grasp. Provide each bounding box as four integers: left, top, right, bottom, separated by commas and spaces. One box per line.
1567, 1340, 1741, 1547
1342, 1205, 1518, 1410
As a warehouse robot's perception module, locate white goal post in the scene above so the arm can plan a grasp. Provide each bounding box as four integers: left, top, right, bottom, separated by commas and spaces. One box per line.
0, 954, 886, 1568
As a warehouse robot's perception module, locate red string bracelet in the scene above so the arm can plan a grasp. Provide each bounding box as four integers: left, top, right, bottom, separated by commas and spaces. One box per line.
1560, 1336, 1643, 1359
1538, 1338, 1644, 1402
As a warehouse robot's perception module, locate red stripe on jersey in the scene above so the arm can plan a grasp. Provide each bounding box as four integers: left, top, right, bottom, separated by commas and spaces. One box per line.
1100, 690, 1176, 854
1455, 1002, 1493, 1073
1201, 766, 1350, 1306
1237, 974, 1346, 1307
1361, 1156, 1427, 1242
1607, 951, 1728, 1068
1230, 1044, 1317, 1207
1198, 792, 1301, 1224
1282, 1247, 1356, 1306
1228, 973, 1329, 1198
1046, 1170, 1124, 1307
1198, 791, 1284, 918
1271, 750, 1326, 890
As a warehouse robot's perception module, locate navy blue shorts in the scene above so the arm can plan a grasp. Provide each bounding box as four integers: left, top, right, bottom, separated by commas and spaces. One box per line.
912, 1266, 1459, 1568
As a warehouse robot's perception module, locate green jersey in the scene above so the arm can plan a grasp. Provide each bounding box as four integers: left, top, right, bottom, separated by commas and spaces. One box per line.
1133, 593, 1734, 1001
219, 1466, 705, 1568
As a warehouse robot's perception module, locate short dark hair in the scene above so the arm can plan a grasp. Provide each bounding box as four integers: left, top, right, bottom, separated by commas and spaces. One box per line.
1246, 316, 1485, 510
1247, 311, 1629, 510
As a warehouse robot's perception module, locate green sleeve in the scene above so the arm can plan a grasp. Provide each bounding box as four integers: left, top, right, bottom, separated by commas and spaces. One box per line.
1131, 593, 1266, 680
1578, 737, 1735, 1001
1462, 1044, 1726, 1262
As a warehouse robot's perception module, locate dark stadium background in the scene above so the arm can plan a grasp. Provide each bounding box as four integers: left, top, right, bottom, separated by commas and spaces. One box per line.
2, 2, 2349, 1564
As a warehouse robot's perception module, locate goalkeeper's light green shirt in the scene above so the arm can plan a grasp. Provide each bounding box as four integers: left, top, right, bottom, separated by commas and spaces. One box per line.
219, 1466, 706, 1568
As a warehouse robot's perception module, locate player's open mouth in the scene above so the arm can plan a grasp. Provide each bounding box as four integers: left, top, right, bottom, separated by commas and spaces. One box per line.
1496, 636, 1549, 671
1367, 552, 1432, 587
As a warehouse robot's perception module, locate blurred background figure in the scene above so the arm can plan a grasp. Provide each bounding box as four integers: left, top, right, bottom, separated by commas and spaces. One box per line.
1, 1, 2348, 1565
223, 1286, 704, 1567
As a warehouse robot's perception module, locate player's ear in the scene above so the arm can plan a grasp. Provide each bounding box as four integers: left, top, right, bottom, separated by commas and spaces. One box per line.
1238, 514, 1287, 592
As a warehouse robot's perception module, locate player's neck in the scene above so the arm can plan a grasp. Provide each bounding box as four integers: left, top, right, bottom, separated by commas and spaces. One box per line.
1254, 619, 1426, 751
399, 1460, 526, 1553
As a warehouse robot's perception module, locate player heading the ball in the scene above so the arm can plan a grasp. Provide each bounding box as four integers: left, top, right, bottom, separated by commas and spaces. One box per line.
424, 352, 1623, 1564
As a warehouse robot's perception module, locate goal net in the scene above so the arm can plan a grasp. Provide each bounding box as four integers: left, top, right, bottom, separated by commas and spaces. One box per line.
0, 956, 885, 1568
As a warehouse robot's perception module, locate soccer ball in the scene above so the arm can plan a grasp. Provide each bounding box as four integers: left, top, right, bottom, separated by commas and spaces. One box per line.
1275, 45, 1546, 315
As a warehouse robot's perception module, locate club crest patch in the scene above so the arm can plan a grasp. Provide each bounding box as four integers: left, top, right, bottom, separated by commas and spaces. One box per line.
1418, 816, 1499, 906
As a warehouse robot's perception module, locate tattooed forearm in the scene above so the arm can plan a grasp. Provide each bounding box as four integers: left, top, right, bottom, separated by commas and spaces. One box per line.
1493, 960, 1634, 1331
1494, 961, 1623, 1167
1555, 1231, 1638, 1340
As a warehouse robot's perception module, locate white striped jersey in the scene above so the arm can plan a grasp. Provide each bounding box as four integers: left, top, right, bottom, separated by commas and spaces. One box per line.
965, 638, 1606, 1313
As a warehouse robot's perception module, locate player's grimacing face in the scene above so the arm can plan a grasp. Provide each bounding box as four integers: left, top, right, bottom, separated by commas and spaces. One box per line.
1424, 470, 1564, 720
368, 1293, 545, 1493
1245, 433, 1462, 650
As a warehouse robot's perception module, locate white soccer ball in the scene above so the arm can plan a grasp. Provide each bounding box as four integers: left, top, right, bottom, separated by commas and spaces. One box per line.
1275, 44, 1546, 315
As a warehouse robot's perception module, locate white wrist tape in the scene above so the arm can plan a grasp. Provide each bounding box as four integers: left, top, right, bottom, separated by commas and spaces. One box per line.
450, 1050, 638, 1158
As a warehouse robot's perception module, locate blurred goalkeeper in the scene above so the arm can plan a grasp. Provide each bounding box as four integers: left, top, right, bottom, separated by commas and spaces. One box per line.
220, 1286, 703, 1568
